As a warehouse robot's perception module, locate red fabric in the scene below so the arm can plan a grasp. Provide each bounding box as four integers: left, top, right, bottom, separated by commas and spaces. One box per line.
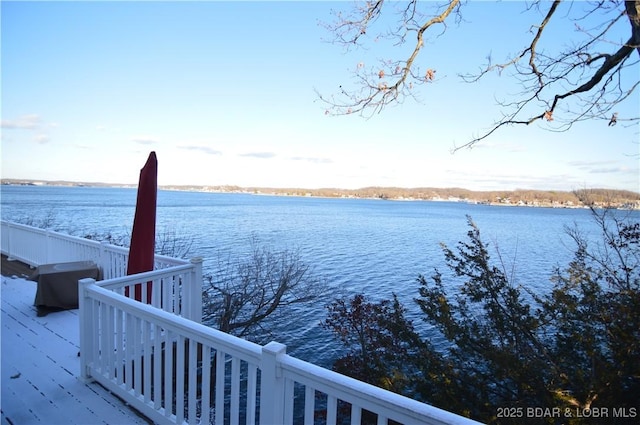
125, 152, 157, 303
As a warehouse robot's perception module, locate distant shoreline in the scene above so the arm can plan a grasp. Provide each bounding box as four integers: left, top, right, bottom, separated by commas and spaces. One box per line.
2, 178, 639, 209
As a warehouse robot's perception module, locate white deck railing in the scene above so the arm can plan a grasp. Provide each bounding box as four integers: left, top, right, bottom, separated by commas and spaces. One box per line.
3, 221, 483, 425
79, 276, 481, 425
97, 262, 203, 323
1, 220, 188, 279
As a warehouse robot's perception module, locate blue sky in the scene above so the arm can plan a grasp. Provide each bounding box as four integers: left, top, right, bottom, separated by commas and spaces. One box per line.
1, 1, 638, 192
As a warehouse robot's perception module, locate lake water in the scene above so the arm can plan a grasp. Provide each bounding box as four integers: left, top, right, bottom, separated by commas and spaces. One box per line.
1, 185, 633, 366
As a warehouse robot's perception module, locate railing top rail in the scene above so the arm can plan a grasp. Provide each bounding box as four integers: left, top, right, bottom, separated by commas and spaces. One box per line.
154, 252, 190, 266
2, 220, 101, 245
1, 219, 190, 267
279, 355, 484, 425
97, 264, 196, 290
1, 220, 48, 234
100, 243, 129, 254
83, 280, 262, 364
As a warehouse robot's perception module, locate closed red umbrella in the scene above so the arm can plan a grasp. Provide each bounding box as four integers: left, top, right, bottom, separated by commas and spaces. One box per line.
126, 151, 157, 303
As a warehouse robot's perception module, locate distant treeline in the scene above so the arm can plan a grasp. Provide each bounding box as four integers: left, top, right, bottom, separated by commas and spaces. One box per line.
237, 186, 640, 208
2, 179, 639, 208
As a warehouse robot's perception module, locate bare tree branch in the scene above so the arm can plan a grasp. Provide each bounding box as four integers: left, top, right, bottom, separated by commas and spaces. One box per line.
320, 0, 640, 150
202, 238, 327, 342
318, 0, 461, 117
460, 0, 640, 149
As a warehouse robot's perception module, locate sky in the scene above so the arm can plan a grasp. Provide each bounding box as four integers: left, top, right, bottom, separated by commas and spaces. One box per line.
1, 1, 638, 192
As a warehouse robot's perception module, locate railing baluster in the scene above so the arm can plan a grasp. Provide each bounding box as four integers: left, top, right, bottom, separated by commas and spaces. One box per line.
230, 357, 240, 425
133, 316, 142, 397
142, 280, 149, 307
151, 277, 160, 310
174, 275, 180, 315
188, 339, 197, 424
246, 363, 257, 425
176, 335, 186, 425
350, 405, 361, 425
159, 278, 169, 311
283, 379, 295, 425
215, 350, 226, 425
79, 278, 94, 382
200, 345, 212, 425
327, 395, 338, 425
97, 302, 105, 377
115, 308, 123, 385
104, 304, 114, 380
125, 311, 134, 391
143, 319, 152, 405
304, 386, 315, 425
163, 277, 171, 314
153, 323, 162, 410
45, 229, 52, 263
164, 330, 174, 419
90, 299, 100, 374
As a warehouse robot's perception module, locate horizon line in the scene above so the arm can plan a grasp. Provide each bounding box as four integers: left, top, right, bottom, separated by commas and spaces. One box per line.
1, 178, 639, 196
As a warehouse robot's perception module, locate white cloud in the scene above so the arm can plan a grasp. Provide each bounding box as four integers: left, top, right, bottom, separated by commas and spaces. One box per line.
290, 156, 333, 164
33, 134, 50, 144
568, 159, 625, 174
239, 152, 276, 159
179, 145, 222, 155
568, 160, 617, 168
131, 136, 159, 145
1, 114, 43, 130
1, 115, 54, 144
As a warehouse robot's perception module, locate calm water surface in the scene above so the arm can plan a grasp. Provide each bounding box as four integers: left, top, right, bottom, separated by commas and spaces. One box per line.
2, 185, 633, 365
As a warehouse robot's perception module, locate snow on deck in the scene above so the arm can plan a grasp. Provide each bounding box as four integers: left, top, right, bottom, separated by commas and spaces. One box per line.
1, 275, 151, 425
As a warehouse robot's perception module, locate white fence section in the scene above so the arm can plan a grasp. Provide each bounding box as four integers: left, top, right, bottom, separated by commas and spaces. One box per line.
1, 220, 202, 323
79, 277, 482, 425
1, 220, 189, 278
98, 263, 203, 323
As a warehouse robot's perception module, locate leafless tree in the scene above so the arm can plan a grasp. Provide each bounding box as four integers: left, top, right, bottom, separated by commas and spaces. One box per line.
318, 0, 640, 150
155, 226, 194, 259
15, 209, 59, 231
202, 238, 327, 342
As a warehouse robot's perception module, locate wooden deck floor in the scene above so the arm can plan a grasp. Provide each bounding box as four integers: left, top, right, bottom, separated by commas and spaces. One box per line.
1, 274, 152, 425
